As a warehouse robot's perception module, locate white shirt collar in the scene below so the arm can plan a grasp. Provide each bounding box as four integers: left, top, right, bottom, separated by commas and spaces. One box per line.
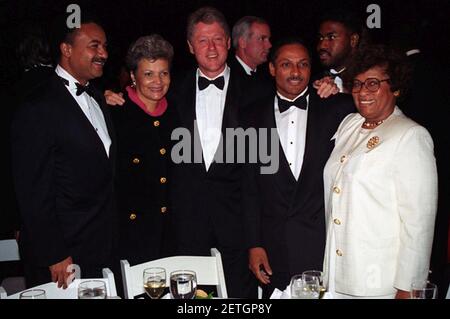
235, 55, 256, 75
277, 86, 309, 102
406, 49, 421, 56
330, 67, 346, 75
197, 64, 230, 80
196, 64, 230, 91
55, 64, 89, 90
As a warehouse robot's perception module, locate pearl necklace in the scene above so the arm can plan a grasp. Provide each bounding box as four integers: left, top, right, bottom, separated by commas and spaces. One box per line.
362, 119, 384, 129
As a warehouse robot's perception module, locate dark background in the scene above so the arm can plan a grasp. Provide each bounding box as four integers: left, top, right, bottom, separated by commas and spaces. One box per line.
1, 0, 449, 86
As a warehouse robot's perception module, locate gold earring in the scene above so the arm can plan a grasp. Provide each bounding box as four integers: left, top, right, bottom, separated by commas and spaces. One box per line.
393, 90, 400, 97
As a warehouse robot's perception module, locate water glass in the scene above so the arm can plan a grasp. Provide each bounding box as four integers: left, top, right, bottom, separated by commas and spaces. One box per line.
77, 280, 107, 299
170, 270, 197, 299
290, 274, 320, 299
143, 267, 166, 299
410, 280, 437, 299
19, 289, 46, 299
302, 270, 326, 298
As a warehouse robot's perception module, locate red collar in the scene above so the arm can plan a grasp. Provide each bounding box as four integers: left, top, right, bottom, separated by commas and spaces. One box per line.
126, 86, 167, 117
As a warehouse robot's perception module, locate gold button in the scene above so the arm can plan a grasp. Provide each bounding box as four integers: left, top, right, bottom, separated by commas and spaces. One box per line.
336, 249, 343, 257
129, 213, 137, 220
333, 186, 341, 194
153, 120, 160, 127
132, 157, 140, 164
161, 207, 167, 214
160, 148, 166, 155
333, 218, 341, 225
340, 155, 346, 163
160, 177, 167, 184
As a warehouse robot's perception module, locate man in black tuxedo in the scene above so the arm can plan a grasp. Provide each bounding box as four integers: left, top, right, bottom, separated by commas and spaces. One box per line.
244, 38, 355, 298
11, 19, 117, 288
229, 16, 272, 80
228, 16, 273, 106
169, 7, 257, 298
316, 10, 362, 93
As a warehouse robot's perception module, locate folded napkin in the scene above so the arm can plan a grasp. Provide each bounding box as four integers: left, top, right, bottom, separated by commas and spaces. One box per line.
270, 284, 333, 299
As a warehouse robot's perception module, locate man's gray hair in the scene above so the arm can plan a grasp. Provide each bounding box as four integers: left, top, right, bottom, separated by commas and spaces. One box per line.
232, 16, 269, 49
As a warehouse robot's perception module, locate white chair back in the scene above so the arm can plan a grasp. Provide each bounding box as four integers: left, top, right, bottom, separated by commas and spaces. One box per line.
120, 248, 227, 299
0, 239, 20, 262
0, 239, 26, 295
0, 268, 116, 299
446, 282, 450, 299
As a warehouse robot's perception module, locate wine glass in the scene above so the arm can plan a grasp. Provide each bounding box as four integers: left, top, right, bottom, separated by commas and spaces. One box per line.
19, 289, 46, 299
290, 274, 320, 299
302, 270, 326, 298
410, 280, 437, 299
77, 280, 107, 299
170, 270, 197, 299
143, 267, 166, 299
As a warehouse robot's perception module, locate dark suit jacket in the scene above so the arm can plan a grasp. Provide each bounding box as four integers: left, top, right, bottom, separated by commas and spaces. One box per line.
111, 93, 178, 265
168, 68, 249, 253
11, 74, 117, 271
227, 55, 274, 107
243, 90, 355, 282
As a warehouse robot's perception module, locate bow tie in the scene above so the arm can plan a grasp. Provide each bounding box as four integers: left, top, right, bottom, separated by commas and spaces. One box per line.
59, 76, 96, 98
278, 92, 308, 113
198, 76, 225, 90
75, 82, 96, 98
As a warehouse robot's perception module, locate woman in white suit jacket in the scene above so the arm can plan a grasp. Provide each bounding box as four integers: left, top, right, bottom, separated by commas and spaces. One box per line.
323, 45, 438, 299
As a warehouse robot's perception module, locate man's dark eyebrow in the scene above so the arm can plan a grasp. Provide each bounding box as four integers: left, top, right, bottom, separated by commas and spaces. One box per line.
318, 32, 337, 37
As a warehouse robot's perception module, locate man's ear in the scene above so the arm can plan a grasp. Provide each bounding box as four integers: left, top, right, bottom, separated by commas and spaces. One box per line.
238, 36, 246, 49
227, 37, 231, 50
350, 33, 360, 48
269, 62, 275, 77
60, 42, 72, 58
187, 40, 194, 55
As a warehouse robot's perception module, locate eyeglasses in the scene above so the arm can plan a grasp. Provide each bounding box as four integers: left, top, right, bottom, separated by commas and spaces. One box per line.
352, 78, 390, 93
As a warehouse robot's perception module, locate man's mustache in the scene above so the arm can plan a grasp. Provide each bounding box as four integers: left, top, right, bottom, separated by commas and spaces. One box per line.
92, 57, 107, 64
287, 76, 303, 81
319, 49, 330, 56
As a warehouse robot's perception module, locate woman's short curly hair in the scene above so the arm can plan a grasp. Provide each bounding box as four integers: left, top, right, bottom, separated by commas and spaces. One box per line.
126, 34, 174, 72
343, 44, 412, 98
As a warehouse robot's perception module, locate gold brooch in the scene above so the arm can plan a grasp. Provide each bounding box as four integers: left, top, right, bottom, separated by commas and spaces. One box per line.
367, 136, 380, 149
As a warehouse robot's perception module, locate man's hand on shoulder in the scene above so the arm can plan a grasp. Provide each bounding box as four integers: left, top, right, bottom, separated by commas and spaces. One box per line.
313, 76, 339, 98
104, 90, 125, 106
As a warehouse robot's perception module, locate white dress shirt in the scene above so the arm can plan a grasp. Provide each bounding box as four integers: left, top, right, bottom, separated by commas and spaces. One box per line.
235, 55, 256, 75
274, 88, 309, 180
195, 66, 230, 171
330, 68, 345, 93
55, 65, 111, 157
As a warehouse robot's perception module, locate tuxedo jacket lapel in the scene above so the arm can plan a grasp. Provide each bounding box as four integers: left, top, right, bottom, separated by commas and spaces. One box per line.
209, 71, 240, 172
259, 97, 297, 207
52, 76, 112, 162
175, 71, 207, 174
289, 92, 323, 212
